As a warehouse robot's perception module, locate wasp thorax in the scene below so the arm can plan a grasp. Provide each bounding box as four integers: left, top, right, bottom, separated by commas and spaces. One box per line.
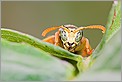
59, 24, 83, 52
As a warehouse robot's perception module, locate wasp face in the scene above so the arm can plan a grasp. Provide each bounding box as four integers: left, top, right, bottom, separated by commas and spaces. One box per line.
59, 25, 83, 52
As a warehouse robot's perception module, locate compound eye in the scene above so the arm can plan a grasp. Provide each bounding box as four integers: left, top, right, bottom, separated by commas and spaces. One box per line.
59, 28, 67, 41
75, 30, 83, 42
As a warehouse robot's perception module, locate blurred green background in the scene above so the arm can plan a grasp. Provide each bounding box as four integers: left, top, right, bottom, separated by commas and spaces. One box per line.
1, 1, 112, 48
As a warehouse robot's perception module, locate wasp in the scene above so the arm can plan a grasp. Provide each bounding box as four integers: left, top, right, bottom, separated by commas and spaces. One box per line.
42, 24, 106, 57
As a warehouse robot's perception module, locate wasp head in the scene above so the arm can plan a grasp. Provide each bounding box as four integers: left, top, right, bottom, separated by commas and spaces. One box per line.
59, 25, 83, 52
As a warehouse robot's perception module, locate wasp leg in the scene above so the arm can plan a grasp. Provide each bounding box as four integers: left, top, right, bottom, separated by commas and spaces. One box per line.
54, 31, 60, 46
54, 31, 64, 47
43, 35, 55, 44
42, 31, 63, 47
80, 37, 94, 57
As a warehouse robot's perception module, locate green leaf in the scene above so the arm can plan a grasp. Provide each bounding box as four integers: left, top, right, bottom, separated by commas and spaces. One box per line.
1, 27, 86, 80
1, 28, 81, 61
74, 27, 121, 81
105, 0, 121, 42
91, 1, 121, 59
74, 1, 121, 81
1, 39, 75, 81
1, 28, 84, 72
